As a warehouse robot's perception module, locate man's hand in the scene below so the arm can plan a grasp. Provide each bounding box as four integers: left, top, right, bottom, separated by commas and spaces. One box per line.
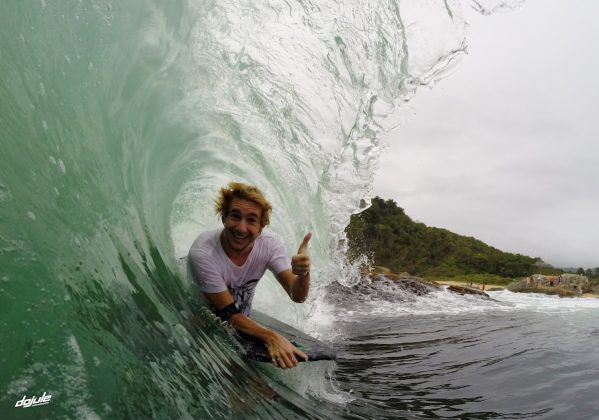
291, 233, 311, 276
277, 232, 312, 302
265, 330, 308, 369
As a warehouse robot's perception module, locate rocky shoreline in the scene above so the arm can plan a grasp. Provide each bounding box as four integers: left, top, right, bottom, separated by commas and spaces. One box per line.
353, 266, 599, 300
348, 267, 495, 301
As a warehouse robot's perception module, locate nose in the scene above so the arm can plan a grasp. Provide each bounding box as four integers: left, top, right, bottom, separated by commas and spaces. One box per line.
235, 219, 249, 233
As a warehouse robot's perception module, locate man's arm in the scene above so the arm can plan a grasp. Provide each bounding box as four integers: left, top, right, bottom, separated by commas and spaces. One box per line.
276, 233, 312, 303
203, 290, 307, 369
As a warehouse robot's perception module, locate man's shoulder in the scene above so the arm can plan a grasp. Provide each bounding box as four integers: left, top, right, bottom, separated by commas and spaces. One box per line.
256, 230, 284, 247
189, 229, 221, 257
254, 230, 288, 259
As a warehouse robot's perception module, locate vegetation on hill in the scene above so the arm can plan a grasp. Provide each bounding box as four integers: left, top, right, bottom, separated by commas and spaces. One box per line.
345, 197, 540, 279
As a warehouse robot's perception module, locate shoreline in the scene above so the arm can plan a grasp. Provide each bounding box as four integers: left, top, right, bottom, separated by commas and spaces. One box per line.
434, 279, 599, 298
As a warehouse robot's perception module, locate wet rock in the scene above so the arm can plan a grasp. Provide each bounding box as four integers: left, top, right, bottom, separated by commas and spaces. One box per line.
447, 284, 491, 299
376, 274, 441, 296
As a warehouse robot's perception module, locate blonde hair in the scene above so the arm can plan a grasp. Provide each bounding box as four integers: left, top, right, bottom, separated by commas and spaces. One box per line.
215, 182, 272, 227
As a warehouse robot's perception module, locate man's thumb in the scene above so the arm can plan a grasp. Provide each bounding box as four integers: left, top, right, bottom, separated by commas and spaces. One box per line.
297, 232, 312, 254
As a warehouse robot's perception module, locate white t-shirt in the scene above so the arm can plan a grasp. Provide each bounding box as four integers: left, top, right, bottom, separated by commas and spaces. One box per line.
188, 228, 291, 315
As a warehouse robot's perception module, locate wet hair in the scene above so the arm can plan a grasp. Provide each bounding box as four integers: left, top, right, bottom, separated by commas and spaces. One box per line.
215, 182, 272, 227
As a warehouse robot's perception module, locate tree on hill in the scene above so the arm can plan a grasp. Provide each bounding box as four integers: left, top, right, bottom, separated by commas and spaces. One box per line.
345, 197, 538, 278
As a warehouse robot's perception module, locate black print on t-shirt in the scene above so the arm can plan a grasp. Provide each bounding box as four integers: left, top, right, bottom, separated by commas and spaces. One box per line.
228, 278, 259, 315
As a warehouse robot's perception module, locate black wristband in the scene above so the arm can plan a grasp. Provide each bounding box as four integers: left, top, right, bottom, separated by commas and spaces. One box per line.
215, 302, 241, 322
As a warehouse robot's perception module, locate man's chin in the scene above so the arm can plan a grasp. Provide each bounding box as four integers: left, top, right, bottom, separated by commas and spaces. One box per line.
229, 237, 252, 250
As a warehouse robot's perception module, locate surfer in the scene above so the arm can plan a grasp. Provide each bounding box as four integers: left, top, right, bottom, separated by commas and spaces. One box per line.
188, 182, 311, 369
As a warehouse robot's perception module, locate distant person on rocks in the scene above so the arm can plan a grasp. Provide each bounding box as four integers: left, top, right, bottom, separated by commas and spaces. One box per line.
188, 181, 312, 369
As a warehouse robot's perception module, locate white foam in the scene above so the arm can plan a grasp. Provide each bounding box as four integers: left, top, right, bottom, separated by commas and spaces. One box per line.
489, 289, 599, 314
330, 287, 599, 319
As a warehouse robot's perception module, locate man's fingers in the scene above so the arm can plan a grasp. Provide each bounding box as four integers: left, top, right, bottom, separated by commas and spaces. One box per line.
271, 348, 305, 369
285, 354, 298, 368
273, 354, 297, 369
292, 259, 310, 276
294, 233, 312, 276
268, 333, 305, 369
273, 357, 290, 369
294, 348, 308, 362
297, 232, 312, 254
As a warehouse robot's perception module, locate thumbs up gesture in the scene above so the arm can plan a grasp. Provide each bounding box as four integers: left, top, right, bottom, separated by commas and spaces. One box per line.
291, 233, 311, 276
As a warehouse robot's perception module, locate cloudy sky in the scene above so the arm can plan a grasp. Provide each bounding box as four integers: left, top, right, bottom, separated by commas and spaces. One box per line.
374, 0, 599, 269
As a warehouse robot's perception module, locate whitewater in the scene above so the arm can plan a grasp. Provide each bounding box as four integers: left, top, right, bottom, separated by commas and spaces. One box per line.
2, 0, 599, 418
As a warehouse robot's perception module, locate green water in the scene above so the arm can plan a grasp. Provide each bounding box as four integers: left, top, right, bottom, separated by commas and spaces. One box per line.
0, 0, 471, 417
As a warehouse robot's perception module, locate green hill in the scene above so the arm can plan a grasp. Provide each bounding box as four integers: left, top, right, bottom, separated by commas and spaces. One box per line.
345, 197, 539, 279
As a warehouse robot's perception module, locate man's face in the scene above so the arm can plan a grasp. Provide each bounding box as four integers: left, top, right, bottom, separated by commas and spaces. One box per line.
221, 197, 263, 254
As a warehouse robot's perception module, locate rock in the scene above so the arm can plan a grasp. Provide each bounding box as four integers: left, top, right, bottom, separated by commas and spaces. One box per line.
370, 266, 393, 275
447, 284, 491, 299
370, 274, 441, 295
515, 274, 590, 295
326, 268, 497, 303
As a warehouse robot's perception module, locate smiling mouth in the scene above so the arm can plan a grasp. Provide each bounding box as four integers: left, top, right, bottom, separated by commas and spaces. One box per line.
231, 232, 249, 240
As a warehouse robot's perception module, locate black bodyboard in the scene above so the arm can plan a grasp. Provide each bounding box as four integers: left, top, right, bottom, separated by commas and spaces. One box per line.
235, 310, 336, 363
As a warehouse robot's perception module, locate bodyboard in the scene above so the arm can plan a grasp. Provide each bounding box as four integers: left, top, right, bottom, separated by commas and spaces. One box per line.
235, 310, 336, 363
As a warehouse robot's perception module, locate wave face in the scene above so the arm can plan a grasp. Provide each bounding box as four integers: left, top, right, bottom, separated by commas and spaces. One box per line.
0, 0, 520, 417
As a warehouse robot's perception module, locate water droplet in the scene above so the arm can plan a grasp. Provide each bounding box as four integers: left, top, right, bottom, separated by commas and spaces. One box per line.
0, 183, 11, 202
40, 0, 47, 9
58, 159, 66, 174
39, 82, 45, 96
64, 55, 71, 64
88, 62, 93, 71
49, 155, 56, 165
42, 120, 48, 130
27, 211, 37, 221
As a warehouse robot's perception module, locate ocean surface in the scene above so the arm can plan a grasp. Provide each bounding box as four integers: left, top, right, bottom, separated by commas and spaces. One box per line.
2, 0, 599, 418
328, 286, 599, 419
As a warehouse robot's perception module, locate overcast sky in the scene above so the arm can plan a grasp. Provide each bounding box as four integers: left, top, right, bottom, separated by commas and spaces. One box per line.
374, 0, 599, 269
